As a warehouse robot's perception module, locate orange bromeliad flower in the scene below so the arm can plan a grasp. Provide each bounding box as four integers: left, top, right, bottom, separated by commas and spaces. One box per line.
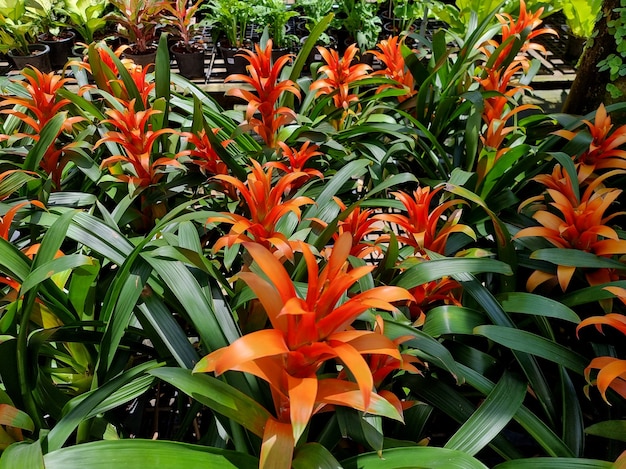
96, 100, 180, 189
193, 234, 414, 468
480, 0, 557, 71
375, 186, 476, 256
208, 159, 314, 260
577, 287, 626, 402
267, 141, 324, 185
309, 44, 371, 110
0, 200, 47, 297
331, 198, 383, 259
0, 68, 85, 188
225, 40, 301, 148
369, 36, 415, 102
515, 174, 626, 291
179, 128, 230, 177
554, 103, 626, 182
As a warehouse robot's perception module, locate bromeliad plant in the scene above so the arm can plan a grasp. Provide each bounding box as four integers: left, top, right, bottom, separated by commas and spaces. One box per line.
3, 2, 626, 469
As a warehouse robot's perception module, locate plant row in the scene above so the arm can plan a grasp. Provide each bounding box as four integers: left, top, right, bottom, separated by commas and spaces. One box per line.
0, 2, 625, 469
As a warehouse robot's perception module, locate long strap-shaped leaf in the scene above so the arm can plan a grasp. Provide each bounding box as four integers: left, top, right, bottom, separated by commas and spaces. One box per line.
0, 438, 44, 469
341, 446, 489, 469
149, 368, 271, 438
18, 210, 76, 430
42, 439, 259, 469
46, 361, 160, 451
458, 363, 574, 457
444, 371, 526, 456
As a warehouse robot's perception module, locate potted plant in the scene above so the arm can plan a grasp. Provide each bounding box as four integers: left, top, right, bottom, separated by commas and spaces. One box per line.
106, 0, 168, 68
162, 0, 205, 79
0, 0, 51, 72
58, 0, 110, 46
28, 0, 76, 70
336, 0, 383, 55
254, 0, 298, 54
296, 0, 336, 69
201, 0, 258, 75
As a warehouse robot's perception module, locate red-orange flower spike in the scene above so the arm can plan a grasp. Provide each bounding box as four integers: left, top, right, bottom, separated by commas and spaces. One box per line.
266, 141, 324, 193
309, 44, 372, 110
193, 233, 412, 448
369, 36, 415, 102
96, 100, 179, 188
375, 186, 476, 256
516, 174, 626, 291
554, 103, 626, 182
327, 197, 383, 259
208, 159, 314, 260
180, 129, 230, 177
225, 40, 301, 148
0, 68, 85, 187
577, 300, 626, 403
482, 0, 557, 70
0, 68, 82, 135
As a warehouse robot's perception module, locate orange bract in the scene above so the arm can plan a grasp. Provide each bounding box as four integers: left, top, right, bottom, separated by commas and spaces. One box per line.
516, 174, 626, 291
369, 36, 415, 102
225, 40, 300, 148
375, 186, 476, 256
193, 234, 413, 459
96, 99, 179, 189
309, 44, 371, 110
180, 128, 230, 177
266, 141, 324, 190
577, 294, 626, 403
554, 103, 626, 182
481, 0, 557, 71
0, 68, 85, 188
208, 159, 314, 260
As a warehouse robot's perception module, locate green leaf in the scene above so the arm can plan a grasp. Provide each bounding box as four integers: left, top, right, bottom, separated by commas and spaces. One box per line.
96, 256, 153, 378
457, 363, 574, 457
0, 237, 31, 284
337, 407, 383, 454
283, 12, 334, 109
394, 258, 513, 289
22, 113, 65, 172
46, 361, 160, 451
531, 249, 626, 270
136, 296, 198, 369
341, 446, 488, 469
19, 255, 95, 295
473, 325, 588, 374
0, 404, 34, 432
585, 420, 626, 443
496, 292, 580, 323
155, 33, 171, 108
292, 443, 342, 469
493, 459, 613, 469
423, 306, 486, 337
444, 372, 526, 456
149, 368, 271, 438
384, 320, 463, 382
302, 159, 370, 224
43, 440, 258, 469
143, 256, 234, 349
0, 439, 43, 469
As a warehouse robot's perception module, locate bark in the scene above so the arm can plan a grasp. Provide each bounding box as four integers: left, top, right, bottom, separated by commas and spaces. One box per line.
563, 0, 620, 115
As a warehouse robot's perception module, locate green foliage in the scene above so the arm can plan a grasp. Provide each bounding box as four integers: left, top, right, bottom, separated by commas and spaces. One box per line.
58, 0, 109, 43
0, 5, 624, 469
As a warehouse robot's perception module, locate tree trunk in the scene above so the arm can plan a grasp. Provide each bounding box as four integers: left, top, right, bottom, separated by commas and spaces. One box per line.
563, 0, 620, 115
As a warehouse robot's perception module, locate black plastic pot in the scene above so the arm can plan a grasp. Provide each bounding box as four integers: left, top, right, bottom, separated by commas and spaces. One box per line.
219, 44, 249, 77
171, 44, 206, 79
39, 30, 75, 70
8, 44, 51, 72
123, 47, 158, 69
